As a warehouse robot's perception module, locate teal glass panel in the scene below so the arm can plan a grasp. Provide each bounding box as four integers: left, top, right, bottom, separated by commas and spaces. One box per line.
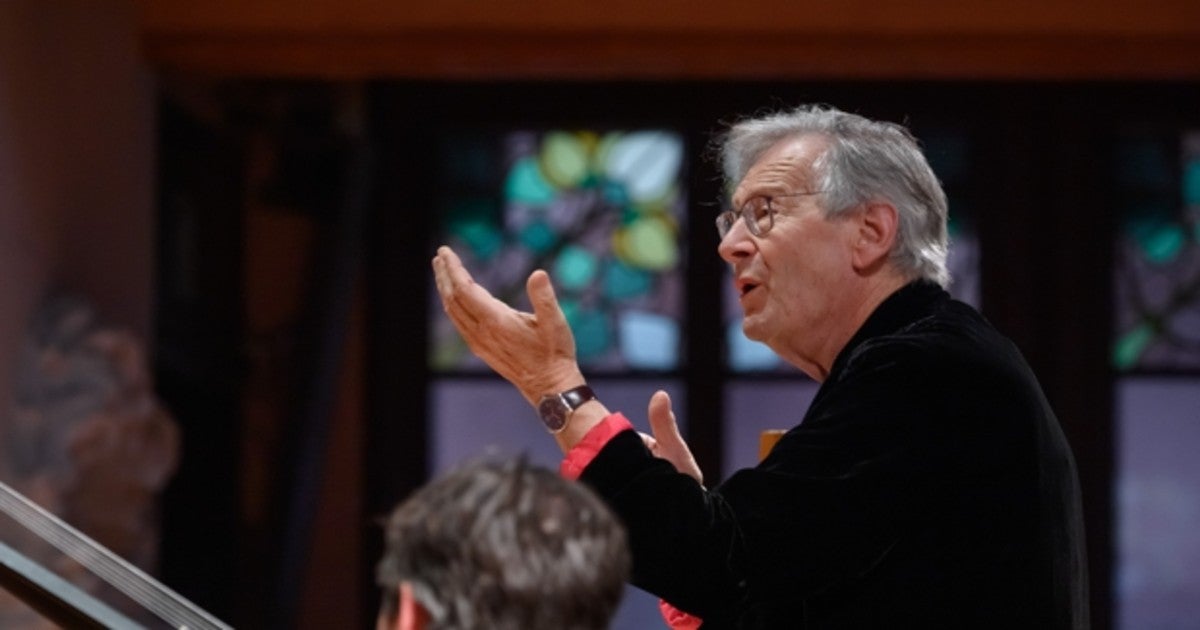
430, 130, 687, 372
1113, 131, 1200, 371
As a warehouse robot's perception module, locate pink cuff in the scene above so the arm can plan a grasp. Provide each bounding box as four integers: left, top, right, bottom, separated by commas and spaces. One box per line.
559, 412, 634, 480
659, 599, 703, 630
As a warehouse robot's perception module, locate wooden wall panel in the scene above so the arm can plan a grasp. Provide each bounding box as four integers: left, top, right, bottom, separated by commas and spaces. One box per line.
136, 0, 1200, 35
135, 0, 1200, 79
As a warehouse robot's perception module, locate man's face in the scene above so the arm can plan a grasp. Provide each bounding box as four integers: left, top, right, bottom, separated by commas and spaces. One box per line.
719, 134, 859, 372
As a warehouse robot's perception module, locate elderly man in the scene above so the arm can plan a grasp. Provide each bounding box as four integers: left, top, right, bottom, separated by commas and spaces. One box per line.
432, 105, 1089, 629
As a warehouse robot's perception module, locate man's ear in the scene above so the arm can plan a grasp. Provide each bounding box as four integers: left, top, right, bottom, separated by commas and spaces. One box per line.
851, 201, 899, 273
396, 581, 431, 630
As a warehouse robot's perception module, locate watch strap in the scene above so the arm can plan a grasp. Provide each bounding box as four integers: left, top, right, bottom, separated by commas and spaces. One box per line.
559, 385, 596, 411
538, 384, 597, 434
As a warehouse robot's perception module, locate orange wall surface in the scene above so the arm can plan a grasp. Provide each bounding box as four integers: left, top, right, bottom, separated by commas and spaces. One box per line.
1, 0, 154, 411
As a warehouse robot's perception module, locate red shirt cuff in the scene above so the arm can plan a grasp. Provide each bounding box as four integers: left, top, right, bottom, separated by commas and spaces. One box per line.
659, 599, 703, 630
559, 412, 634, 480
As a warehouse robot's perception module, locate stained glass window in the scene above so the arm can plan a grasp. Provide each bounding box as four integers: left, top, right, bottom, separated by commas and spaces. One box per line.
1113, 131, 1200, 371
1114, 128, 1200, 630
429, 130, 688, 373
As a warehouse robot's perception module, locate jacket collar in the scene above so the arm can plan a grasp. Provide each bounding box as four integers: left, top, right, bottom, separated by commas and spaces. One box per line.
826, 279, 949, 381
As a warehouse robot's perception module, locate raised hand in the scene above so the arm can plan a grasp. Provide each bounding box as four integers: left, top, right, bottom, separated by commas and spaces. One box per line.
639, 390, 703, 485
431, 246, 586, 406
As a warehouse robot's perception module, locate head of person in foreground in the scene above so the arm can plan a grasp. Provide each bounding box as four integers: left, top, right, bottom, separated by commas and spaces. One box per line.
375, 456, 631, 630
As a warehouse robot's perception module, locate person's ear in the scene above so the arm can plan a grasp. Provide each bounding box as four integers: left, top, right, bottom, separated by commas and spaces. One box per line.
397, 581, 431, 630
851, 201, 899, 273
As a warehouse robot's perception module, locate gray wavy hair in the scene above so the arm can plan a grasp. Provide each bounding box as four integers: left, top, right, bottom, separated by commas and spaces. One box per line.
717, 104, 950, 287
376, 456, 630, 630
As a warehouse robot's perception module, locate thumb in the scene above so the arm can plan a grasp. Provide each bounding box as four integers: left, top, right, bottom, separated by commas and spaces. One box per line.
648, 390, 685, 449
526, 269, 565, 324
647, 390, 703, 484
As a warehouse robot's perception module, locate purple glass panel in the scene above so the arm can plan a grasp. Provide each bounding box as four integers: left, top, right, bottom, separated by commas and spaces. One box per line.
721, 380, 820, 480
430, 378, 686, 475
1115, 378, 1200, 629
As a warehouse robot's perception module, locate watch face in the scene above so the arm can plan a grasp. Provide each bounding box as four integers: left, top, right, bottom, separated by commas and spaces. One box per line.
538, 396, 568, 432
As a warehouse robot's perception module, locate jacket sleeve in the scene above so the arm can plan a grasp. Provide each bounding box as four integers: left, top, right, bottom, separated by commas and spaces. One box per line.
578, 430, 751, 619
577, 338, 948, 621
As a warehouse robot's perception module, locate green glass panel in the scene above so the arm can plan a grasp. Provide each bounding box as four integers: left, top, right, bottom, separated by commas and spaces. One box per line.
603, 260, 652, 300
554, 246, 599, 291
517, 221, 557, 255
504, 156, 557, 205
614, 215, 678, 271
571, 308, 611, 360
1130, 218, 1187, 265
1113, 323, 1156, 371
540, 132, 591, 188
1183, 159, 1200, 206
446, 197, 503, 260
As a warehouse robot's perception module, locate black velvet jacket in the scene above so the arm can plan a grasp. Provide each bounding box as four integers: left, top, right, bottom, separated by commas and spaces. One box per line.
580, 281, 1089, 629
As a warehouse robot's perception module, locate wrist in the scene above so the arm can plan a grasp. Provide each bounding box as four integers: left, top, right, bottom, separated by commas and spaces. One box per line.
537, 385, 597, 434
551, 399, 609, 453
522, 367, 587, 406
531, 377, 606, 452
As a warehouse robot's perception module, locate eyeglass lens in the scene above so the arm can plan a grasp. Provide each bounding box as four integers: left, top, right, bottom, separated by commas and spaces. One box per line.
715, 198, 773, 239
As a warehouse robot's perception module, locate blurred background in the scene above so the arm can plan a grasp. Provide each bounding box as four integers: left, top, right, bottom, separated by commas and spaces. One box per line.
1, 1, 1198, 628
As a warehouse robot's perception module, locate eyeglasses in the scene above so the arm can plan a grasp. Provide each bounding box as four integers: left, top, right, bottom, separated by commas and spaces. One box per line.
714, 191, 824, 239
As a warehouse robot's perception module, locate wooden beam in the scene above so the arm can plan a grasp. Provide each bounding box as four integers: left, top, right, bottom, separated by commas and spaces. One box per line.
141, 30, 1200, 80
135, 1, 1200, 79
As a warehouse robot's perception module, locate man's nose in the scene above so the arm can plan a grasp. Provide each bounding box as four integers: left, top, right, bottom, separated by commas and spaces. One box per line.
717, 220, 755, 264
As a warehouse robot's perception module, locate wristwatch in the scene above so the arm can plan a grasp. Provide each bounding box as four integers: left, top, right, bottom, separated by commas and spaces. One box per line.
537, 385, 597, 434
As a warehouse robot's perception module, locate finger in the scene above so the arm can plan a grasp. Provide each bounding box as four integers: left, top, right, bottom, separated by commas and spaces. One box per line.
442, 301, 480, 339
434, 246, 504, 329
435, 245, 463, 270
638, 431, 659, 452
648, 390, 703, 484
433, 247, 468, 307
648, 390, 684, 447
526, 269, 567, 326
435, 263, 482, 331
433, 246, 469, 293
432, 250, 453, 299
436, 247, 487, 303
